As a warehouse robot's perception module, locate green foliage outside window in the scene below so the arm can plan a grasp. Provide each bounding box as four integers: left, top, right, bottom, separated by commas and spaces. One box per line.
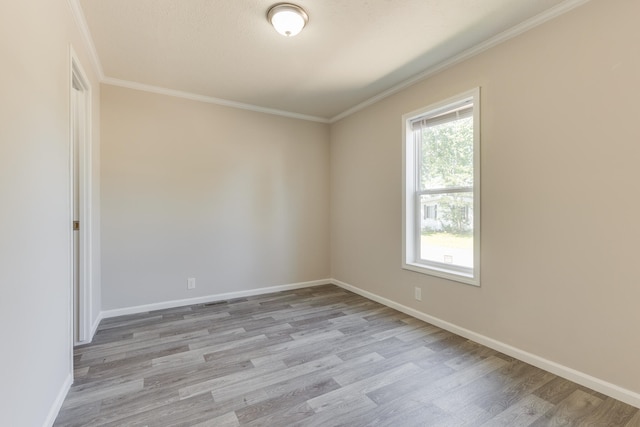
420, 117, 473, 235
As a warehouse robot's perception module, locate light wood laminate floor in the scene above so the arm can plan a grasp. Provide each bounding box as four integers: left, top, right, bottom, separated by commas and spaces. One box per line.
55, 285, 640, 426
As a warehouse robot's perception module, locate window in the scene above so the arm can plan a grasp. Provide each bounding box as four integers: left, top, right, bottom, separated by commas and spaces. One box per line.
402, 88, 480, 286
424, 204, 437, 220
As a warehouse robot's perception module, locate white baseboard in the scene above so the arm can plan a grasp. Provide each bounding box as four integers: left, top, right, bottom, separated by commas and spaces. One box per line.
99, 279, 331, 320
73, 312, 104, 346
330, 278, 640, 409
43, 373, 72, 427
90, 311, 103, 338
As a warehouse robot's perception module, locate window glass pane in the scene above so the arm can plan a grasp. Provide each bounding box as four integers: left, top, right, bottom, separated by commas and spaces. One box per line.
419, 116, 473, 191
419, 192, 473, 269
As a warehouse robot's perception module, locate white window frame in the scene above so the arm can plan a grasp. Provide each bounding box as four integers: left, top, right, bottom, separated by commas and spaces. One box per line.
402, 88, 480, 286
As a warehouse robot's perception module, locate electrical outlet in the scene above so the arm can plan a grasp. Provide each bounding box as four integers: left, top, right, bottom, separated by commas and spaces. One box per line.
187, 277, 196, 290
414, 286, 422, 301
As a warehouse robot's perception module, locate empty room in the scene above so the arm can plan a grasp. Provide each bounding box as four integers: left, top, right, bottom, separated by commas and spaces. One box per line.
1, 0, 639, 425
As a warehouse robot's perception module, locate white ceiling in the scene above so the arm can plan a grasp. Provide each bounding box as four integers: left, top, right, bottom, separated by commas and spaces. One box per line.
77, 0, 586, 121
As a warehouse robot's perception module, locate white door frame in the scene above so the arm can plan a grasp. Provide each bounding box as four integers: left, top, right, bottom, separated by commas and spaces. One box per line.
69, 46, 93, 346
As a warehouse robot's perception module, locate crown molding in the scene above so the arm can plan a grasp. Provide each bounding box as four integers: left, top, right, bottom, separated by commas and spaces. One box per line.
329, 0, 592, 123
102, 77, 330, 123
66, 0, 327, 122
66, 0, 590, 124
66, 0, 104, 79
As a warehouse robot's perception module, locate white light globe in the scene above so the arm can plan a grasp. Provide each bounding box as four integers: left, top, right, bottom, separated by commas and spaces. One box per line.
268, 4, 308, 37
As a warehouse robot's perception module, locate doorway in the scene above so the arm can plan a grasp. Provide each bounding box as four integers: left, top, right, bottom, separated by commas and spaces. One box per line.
70, 51, 92, 345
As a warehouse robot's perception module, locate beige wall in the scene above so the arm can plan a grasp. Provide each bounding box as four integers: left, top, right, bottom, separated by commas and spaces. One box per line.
0, 0, 101, 425
330, 0, 640, 396
101, 86, 330, 310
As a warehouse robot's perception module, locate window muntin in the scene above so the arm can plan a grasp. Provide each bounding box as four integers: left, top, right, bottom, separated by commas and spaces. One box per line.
403, 89, 480, 286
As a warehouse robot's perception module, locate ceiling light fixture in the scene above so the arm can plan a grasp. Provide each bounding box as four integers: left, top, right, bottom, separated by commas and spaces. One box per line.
267, 3, 308, 37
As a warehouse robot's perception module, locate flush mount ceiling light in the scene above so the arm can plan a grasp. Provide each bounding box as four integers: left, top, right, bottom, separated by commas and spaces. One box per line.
267, 3, 308, 37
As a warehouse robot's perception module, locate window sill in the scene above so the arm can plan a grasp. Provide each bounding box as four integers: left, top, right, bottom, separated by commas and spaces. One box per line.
402, 262, 480, 287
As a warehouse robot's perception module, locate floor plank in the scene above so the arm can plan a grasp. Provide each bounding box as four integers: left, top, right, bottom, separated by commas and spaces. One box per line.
54, 284, 639, 426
